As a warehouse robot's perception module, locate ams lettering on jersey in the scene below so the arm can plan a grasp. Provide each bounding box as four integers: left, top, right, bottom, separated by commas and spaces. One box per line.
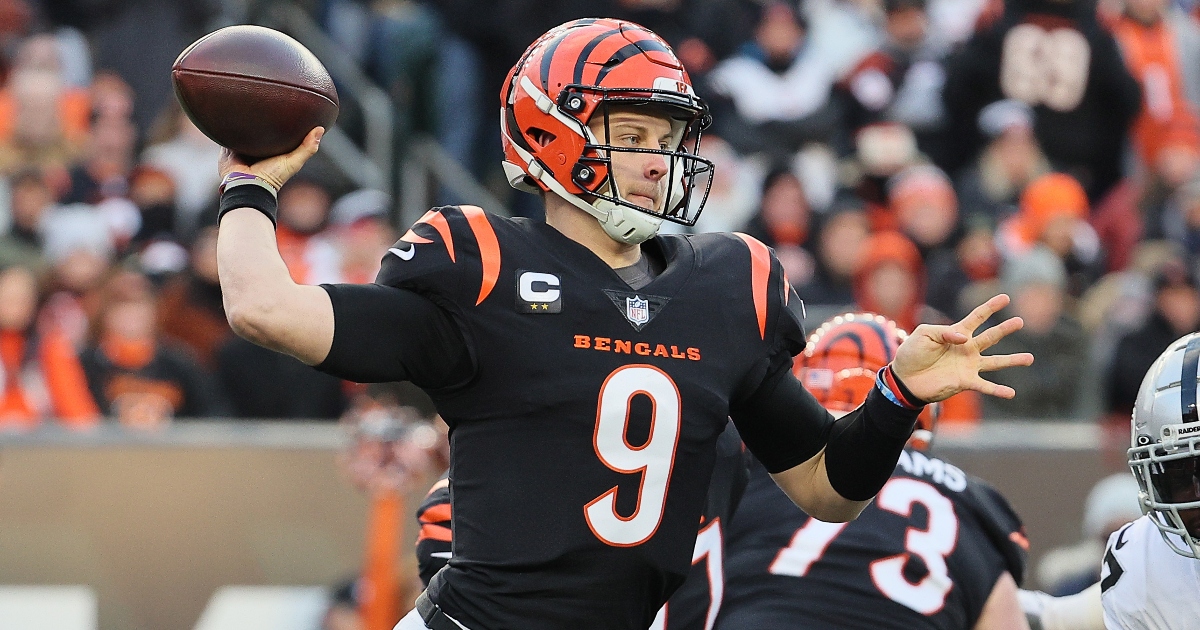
895, 450, 967, 493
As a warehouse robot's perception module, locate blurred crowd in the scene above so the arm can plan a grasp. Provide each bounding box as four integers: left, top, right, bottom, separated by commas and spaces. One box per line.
2, 0, 1200, 428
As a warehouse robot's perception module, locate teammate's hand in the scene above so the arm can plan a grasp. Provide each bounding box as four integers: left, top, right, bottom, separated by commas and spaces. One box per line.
890, 294, 1034, 403
218, 126, 325, 191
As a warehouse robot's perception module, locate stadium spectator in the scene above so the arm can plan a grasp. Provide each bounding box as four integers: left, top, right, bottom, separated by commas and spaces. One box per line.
850, 122, 925, 230
1035, 473, 1141, 596
126, 165, 177, 250
853, 230, 982, 421
1105, 258, 1200, 418
0, 34, 89, 152
0, 264, 97, 427
79, 269, 229, 425
276, 178, 343, 285
0, 63, 82, 178
38, 204, 114, 348
0, 167, 53, 271
1163, 175, 1200, 266
157, 224, 229, 371
740, 167, 815, 284
1110, 0, 1200, 176
838, 0, 950, 160
889, 164, 975, 318
942, 0, 1141, 201
141, 101, 222, 238
983, 246, 1087, 419
63, 112, 135, 205
330, 189, 396, 285
954, 99, 1050, 228
802, 205, 868, 307
707, 1, 839, 155
685, 134, 764, 235
997, 172, 1102, 295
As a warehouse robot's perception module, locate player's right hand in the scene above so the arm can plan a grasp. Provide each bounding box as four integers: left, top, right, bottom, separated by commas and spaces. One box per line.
218, 126, 324, 191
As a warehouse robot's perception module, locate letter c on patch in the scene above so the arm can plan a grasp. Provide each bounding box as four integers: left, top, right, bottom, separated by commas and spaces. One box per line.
519, 272, 561, 302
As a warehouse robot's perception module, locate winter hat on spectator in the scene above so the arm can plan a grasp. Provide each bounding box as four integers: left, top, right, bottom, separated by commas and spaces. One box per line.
1001, 245, 1067, 294
1082, 473, 1140, 540
1017, 173, 1089, 244
40, 204, 115, 263
853, 231, 926, 330
978, 99, 1034, 138
332, 189, 391, 226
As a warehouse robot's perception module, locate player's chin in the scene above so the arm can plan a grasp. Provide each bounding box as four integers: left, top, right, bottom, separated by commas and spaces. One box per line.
626, 194, 657, 211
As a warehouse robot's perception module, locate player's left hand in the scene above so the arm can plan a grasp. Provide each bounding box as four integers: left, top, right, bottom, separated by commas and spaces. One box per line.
890, 294, 1034, 403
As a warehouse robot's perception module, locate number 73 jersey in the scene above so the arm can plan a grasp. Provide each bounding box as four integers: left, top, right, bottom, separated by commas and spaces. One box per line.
718, 449, 1029, 630
376, 207, 806, 630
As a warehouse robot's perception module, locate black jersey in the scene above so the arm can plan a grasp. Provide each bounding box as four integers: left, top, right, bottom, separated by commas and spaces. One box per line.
328, 205, 811, 630
416, 422, 751, 630
718, 448, 1028, 630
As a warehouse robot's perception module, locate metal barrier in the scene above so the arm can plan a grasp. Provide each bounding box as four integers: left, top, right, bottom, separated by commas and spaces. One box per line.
256, 2, 394, 194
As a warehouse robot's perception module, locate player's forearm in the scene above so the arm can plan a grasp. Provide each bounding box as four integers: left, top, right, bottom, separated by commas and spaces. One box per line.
771, 454, 871, 522
216, 208, 334, 363
1019, 584, 1103, 630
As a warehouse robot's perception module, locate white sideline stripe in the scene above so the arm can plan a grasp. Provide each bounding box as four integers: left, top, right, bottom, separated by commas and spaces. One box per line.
193, 586, 328, 630
0, 585, 96, 630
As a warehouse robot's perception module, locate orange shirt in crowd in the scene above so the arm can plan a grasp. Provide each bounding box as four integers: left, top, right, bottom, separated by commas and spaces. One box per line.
0, 328, 99, 427
1112, 15, 1200, 166
0, 87, 90, 144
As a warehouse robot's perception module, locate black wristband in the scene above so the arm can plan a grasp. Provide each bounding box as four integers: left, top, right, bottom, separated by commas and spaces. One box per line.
219, 184, 278, 227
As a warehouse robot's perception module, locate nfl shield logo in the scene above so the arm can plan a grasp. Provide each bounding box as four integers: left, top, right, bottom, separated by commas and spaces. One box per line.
626, 296, 650, 326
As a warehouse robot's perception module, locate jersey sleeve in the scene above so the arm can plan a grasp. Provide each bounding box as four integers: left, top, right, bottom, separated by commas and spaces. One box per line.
375, 205, 502, 312
960, 475, 1030, 586
415, 477, 452, 587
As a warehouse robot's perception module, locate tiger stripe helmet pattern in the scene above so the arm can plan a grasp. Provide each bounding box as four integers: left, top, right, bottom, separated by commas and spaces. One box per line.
500, 18, 713, 245
795, 313, 939, 449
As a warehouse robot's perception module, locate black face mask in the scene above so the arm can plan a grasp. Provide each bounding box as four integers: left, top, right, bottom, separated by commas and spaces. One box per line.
137, 203, 177, 241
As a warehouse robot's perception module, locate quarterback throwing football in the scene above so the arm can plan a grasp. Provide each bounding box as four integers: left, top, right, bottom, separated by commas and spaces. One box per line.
213, 18, 1032, 630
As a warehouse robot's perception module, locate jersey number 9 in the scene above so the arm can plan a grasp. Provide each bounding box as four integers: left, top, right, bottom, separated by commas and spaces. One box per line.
585, 364, 682, 547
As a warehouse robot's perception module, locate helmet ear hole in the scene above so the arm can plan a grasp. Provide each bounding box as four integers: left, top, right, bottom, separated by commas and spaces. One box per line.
527, 128, 557, 148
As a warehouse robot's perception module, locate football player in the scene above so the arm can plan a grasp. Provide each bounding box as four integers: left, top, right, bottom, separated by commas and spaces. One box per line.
213, 18, 1032, 630
1022, 332, 1200, 630
718, 313, 1031, 630
415, 421, 749, 630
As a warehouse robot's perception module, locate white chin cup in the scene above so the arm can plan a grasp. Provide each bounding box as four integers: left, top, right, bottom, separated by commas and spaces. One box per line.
594, 199, 663, 245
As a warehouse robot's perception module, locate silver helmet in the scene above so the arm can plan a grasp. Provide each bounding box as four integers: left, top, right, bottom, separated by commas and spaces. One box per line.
1130, 332, 1200, 558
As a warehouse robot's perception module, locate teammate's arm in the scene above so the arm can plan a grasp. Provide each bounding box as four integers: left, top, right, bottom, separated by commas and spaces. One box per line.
216, 128, 336, 365
974, 572, 1032, 630
1019, 584, 1104, 630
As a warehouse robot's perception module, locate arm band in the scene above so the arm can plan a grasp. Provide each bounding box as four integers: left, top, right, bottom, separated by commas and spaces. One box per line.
218, 179, 278, 227
823, 375, 921, 501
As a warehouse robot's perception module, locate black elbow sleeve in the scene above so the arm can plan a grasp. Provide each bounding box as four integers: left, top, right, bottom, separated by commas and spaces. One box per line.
823, 386, 920, 501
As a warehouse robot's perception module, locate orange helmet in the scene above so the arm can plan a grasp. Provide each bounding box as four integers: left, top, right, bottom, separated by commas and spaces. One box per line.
794, 313, 939, 449
500, 18, 713, 244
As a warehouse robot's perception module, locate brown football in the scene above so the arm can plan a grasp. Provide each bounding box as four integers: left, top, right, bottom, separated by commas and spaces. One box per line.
172, 25, 339, 159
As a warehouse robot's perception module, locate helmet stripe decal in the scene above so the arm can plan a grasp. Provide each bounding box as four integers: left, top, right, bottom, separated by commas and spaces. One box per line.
1182, 335, 1200, 423
540, 33, 568, 91
594, 40, 672, 85
572, 29, 623, 85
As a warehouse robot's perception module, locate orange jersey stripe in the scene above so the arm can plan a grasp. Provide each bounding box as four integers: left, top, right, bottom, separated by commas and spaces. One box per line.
734, 233, 771, 339
400, 229, 434, 245
418, 523, 453, 543
421, 502, 452, 524
461, 206, 501, 305
425, 211, 456, 262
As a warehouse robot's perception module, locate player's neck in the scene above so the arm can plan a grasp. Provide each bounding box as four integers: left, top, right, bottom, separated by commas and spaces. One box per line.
543, 196, 643, 268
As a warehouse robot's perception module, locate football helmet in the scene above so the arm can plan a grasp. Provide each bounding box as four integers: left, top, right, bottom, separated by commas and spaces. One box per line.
1129, 332, 1200, 558
795, 313, 938, 449
500, 18, 714, 245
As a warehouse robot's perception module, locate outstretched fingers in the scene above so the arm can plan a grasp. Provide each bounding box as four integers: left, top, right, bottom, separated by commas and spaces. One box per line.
972, 316, 1025, 351
970, 376, 1017, 399
979, 352, 1035, 372
954, 294, 1011, 336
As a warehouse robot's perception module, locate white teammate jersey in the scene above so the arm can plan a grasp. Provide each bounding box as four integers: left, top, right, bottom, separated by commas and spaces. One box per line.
1100, 515, 1200, 629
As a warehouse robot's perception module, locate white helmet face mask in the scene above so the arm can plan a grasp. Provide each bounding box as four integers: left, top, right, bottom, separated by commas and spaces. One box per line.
1129, 332, 1200, 559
